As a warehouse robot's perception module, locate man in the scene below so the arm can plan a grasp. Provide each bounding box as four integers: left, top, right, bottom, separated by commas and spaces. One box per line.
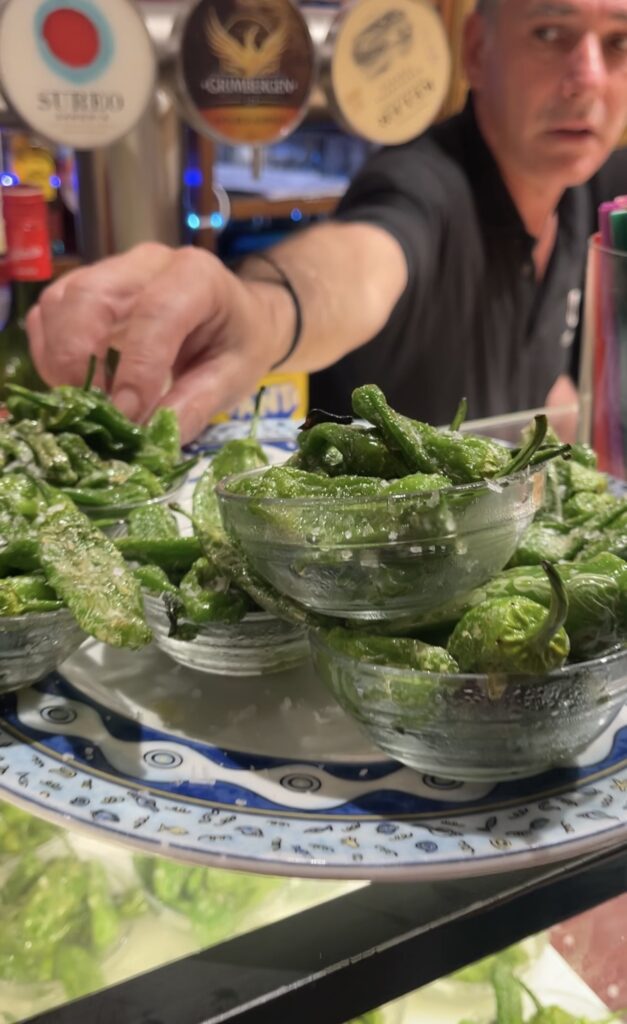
27, 0, 627, 443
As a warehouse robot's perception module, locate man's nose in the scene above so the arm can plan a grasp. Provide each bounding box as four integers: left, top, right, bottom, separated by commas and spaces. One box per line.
562, 33, 606, 96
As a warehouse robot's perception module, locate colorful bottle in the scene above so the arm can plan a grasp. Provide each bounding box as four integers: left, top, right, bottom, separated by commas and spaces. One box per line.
0, 186, 50, 399
0, 189, 11, 331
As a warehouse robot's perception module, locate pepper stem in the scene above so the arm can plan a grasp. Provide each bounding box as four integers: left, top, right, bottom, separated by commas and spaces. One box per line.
526, 443, 571, 467
516, 980, 543, 1013
249, 387, 266, 441
529, 561, 569, 657
496, 414, 548, 477
83, 356, 97, 392
450, 397, 468, 432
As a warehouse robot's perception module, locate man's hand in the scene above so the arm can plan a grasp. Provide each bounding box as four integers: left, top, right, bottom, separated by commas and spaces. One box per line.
27, 243, 293, 444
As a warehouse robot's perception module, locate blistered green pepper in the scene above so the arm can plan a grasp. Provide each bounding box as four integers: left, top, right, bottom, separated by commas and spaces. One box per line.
438, 553, 627, 660
132, 564, 179, 596
562, 490, 618, 524
127, 503, 180, 541
192, 399, 269, 545
0, 533, 41, 577
53, 945, 104, 1000
14, 420, 78, 486
55, 432, 105, 476
38, 493, 152, 649
115, 535, 202, 576
179, 557, 252, 624
0, 575, 62, 615
209, 537, 325, 628
351, 385, 548, 483
448, 562, 570, 673
491, 964, 524, 1024
508, 520, 583, 566
144, 406, 181, 463
297, 421, 408, 478
323, 627, 459, 673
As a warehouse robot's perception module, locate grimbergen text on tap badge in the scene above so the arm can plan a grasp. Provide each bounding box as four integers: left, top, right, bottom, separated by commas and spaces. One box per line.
175, 0, 316, 146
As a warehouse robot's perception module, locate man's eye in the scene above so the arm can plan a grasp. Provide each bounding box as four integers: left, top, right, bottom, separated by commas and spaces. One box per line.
608, 34, 627, 53
533, 25, 563, 44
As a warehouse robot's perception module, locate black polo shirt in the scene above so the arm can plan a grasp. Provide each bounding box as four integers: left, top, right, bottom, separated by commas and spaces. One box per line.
309, 97, 627, 423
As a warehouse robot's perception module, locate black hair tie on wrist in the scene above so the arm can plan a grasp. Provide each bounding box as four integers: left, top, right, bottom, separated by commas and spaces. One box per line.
248, 252, 303, 370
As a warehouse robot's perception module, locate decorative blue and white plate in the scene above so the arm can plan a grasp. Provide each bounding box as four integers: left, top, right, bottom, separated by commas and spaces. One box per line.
0, 425, 626, 881
0, 638, 626, 881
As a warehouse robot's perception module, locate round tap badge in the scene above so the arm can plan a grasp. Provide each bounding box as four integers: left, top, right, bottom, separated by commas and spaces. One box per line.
176, 0, 316, 146
0, 0, 157, 149
326, 0, 451, 146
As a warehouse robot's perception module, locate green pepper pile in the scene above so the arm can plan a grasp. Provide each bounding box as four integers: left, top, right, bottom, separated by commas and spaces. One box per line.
310, 420, 627, 680
0, 474, 152, 648
2, 362, 195, 515
230, 385, 553, 507
0, 832, 148, 997
457, 962, 623, 1024
114, 395, 289, 639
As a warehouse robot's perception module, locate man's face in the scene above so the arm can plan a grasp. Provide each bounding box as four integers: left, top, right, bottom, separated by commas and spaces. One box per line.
467, 0, 627, 186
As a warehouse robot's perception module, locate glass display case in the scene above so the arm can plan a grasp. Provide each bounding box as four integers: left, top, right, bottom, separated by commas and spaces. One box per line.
0, 794, 625, 1023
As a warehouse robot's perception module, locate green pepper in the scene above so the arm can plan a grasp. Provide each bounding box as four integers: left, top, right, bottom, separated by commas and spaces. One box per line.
133, 563, 179, 596
61, 483, 154, 508
2, 850, 48, 903
53, 945, 104, 1000
14, 420, 78, 486
227, 465, 450, 501
447, 562, 570, 673
0, 575, 62, 615
491, 964, 524, 1024
562, 491, 619, 524
38, 494, 152, 649
179, 557, 252, 624
0, 801, 58, 855
82, 390, 144, 454
209, 537, 326, 628
6, 382, 99, 430
144, 406, 181, 463
55, 432, 105, 476
192, 403, 269, 546
0, 424, 35, 467
0, 472, 49, 519
557, 457, 608, 498
351, 386, 548, 483
508, 520, 583, 566
134, 854, 280, 946
77, 460, 164, 497
87, 861, 121, 953
297, 422, 408, 478
115, 535, 202, 575
0, 534, 41, 577
127, 503, 180, 541
440, 553, 627, 660
323, 627, 459, 673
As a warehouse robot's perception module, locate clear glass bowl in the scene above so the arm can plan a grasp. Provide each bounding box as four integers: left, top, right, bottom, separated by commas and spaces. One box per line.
0, 609, 86, 694
217, 467, 545, 620
143, 592, 309, 677
310, 631, 627, 781
80, 482, 187, 538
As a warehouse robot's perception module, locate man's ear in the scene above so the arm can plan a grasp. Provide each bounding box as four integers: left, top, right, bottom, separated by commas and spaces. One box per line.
462, 10, 489, 90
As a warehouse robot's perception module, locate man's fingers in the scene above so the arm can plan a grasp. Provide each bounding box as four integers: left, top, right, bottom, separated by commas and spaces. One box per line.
159, 350, 267, 444
27, 243, 175, 386
109, 249, 232, 423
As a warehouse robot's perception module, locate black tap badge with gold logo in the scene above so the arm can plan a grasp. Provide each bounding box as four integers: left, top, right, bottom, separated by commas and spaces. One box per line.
178, 0, 315, 145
